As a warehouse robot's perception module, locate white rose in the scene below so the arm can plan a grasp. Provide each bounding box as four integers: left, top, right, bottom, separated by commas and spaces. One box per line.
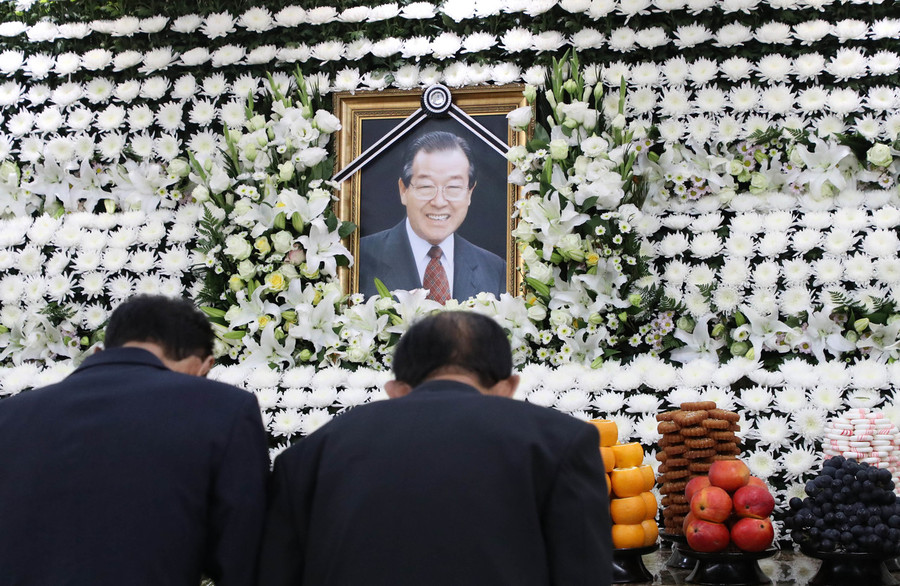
297, 147, 328, 168
527, 304, 547, 321
237, 259, 257, 279
506, 145, 528, 162
271, 230, 294, 253
506, 105, 532, 129
529, 261, 553, 284
580, 136, 609, 158
549, 309, 571, 327
314, 110, 341, 133
224, 235, 253, 260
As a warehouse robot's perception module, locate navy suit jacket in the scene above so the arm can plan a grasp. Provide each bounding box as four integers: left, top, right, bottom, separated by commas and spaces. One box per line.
258, 379, 612, 586
358, 221, 506, 300
0, 348, 270, 586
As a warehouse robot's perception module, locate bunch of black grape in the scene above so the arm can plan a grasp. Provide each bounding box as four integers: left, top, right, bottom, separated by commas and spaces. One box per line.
784, 456, 900, 556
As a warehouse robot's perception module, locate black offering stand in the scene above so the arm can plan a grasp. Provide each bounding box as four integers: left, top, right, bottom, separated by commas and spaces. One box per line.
684, 548, 775, 585
612, 543, 660, 583
659, 531, 696, 570
801, 547, 898, 586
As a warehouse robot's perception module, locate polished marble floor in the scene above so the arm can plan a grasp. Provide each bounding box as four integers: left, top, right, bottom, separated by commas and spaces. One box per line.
624, 543, 899, 585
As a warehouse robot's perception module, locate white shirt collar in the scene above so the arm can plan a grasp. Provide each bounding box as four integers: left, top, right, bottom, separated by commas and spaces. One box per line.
405, 218, 455, 292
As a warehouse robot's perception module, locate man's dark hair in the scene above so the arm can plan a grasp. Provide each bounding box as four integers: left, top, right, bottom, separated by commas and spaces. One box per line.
392, 312, 512, 388
400, 131, 477, 188
104, 295, 214, 360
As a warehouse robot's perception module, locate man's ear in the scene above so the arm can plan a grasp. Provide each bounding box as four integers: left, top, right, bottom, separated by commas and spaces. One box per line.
486, 374, 519, 398
197, 355, 215, 378
385, 380, 413, 399
398, 178, 408, 205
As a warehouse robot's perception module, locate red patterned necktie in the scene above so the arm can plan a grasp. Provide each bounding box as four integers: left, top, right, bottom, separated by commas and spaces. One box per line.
423, 245, 450, 304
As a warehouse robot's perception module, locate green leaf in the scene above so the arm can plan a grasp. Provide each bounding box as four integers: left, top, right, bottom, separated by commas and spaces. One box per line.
222, 330, 246, 340
200, 306, 226, 318
374, 278, 392, 298
338, 221, 357, 239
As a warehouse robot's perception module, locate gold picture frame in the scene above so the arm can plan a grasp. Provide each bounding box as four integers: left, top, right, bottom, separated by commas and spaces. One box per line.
333, 85, 528, 299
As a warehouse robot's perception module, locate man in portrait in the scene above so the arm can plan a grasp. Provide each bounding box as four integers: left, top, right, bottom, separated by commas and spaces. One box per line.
257, 311, 612, 586
358, 130, 506, 302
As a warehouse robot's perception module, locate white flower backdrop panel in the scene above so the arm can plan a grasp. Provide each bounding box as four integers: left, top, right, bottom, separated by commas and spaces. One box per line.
2, 0, 900, 535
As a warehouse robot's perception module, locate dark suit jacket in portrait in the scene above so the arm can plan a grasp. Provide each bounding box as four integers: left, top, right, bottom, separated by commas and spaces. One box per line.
0, 348, 270, 586
358, 221, 506, 300
258, 379, 612, 586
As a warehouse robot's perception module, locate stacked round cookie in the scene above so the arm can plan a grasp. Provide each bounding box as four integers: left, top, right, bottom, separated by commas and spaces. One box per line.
822, 407, 900, 494
656, 401, 742, 535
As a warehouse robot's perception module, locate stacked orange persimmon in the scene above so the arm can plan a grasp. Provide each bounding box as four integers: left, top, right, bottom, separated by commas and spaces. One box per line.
591, 419, 658, 549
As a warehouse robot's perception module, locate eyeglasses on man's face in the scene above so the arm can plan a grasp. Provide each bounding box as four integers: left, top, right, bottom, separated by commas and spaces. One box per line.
409, 183, 471, 201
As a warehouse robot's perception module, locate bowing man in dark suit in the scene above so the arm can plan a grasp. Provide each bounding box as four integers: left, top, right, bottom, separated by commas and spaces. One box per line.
258, 311, 612, 586
0, 295, 269, 586
358, 131, 506, 303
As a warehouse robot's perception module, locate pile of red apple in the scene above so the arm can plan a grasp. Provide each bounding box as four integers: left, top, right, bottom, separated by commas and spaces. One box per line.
683, 459, 776, 553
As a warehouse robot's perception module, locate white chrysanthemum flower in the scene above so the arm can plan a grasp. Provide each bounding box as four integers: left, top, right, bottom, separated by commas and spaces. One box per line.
269, 409, 303, 437
722, 233, 754, 259
828, 47, 868, 81
135, 274, 165, 296
593, 391, 625, 414
105, 273, 135, 302
659, 56, 688, 85
783, 446, 819, 478
792, 407, 827, 441
211, 45, 245, 67
756, 53, 793, 83
81, 302, 109, 330
747, 449, 781, 480
728, 82, 758, 112
673, 23, 711, 48
756, 22, 792, 44
179, 47, 210, 67
526, 387, 557, 408
809, 386, 842, 411
750, 261, 778, 288
720, 56, 752, 81
611, 414, 635, 442
779, 259, 810, 284
775, 385, 809, 413
875, 258, 900, 285
791, 53, 825, 83
78, 272, 106, 299
719, 259, 750, 287
850, 359, 890, 389
250, 387, 278, 410
689, 232, 723, 258
556, 390, 592, 413
678, 359, 717, 387
794, 19, 830, 45
833, 18, 867, 42
862, 229, 900, 258
781, 286, 812, 316
306, 386, 338, 409
828, 88, 862, 115
491, 62, 521, 84
633, 413, 662, 445
712, 286, 741, 312
736, 385, 773, 413
715, 22, 752, 47
796, 86, 828, 114
278, 366, 313, 389
626, 393, 663, 414
694, 86, 726, 113
843, 253, 874, 284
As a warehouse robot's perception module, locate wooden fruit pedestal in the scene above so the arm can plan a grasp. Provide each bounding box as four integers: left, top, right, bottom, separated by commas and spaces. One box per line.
684, 548, 776, 585
801, 547, 898, 586
611, 543, 660, 583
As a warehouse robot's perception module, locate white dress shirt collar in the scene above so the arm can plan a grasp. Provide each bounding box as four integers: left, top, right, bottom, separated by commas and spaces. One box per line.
405, 218, 454, 293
